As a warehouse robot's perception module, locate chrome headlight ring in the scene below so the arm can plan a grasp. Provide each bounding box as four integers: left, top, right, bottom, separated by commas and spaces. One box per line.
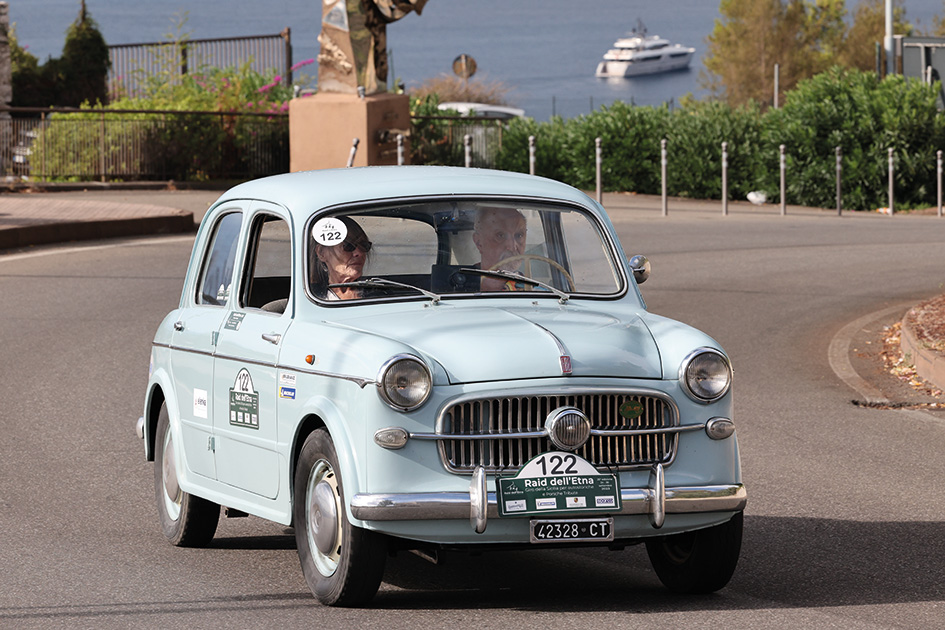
376, 354, 432, 412
545, 406, 591, 451
679, 347, 732, 403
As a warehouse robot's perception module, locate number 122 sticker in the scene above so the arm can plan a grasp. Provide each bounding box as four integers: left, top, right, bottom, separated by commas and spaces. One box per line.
312, 217, 347, 246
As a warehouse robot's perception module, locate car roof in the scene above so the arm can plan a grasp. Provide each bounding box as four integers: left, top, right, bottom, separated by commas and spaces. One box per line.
214, 166, 598, 219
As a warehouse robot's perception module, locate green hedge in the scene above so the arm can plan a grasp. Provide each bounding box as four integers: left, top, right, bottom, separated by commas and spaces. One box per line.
495, 67, 945, 211
31, 110, 288, 181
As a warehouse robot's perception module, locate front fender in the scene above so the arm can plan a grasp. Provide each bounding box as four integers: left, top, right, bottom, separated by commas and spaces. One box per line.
289, 393, 366, 525
143, 366, 180, 462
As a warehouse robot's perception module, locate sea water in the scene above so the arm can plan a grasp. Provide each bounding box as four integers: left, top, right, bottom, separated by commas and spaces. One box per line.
10, 0, 945, 120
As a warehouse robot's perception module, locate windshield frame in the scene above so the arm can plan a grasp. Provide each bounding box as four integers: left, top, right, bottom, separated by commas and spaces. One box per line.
302, 194, 629, 306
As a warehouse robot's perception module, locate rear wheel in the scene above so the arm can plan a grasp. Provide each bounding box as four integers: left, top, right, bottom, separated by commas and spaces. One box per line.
294, 428, 387, 606
645, 511, 743, 594
154, 403, 219, 547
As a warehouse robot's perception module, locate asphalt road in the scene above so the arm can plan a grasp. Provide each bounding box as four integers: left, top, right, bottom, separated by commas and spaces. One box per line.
1, 200, 944, 628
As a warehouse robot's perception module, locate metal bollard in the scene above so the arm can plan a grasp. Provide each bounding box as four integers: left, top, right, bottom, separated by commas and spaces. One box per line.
888, 148, 894, 215
721, 142, 728, 216
595, 137, 602, 204
528, 135, 536, 176
464, 134, 472, 168
397, 134, 404, 166
779, 144, 786, 216
774, 63, 780, 109
938, 150, 943, 218
835, 146, 842, 216
346, 138, 360, 167
661, 139, 668, 217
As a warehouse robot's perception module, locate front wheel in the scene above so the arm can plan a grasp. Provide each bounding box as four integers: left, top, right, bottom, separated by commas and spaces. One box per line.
645, 511, 743, 594
153, 403, 220, 546
294, 428, 387, 606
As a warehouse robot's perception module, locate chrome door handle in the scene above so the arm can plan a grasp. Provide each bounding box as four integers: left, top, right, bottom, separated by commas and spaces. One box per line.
173, 321, 184, 331
262, 333, 282, 345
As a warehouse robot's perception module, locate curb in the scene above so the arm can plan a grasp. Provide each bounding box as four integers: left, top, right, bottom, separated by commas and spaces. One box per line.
0, 212, 195, 250
0, 180, 233, 193
900, 315, 945, 393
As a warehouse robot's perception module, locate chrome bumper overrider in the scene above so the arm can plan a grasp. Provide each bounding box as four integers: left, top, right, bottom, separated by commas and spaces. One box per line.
350, 464, 746, 534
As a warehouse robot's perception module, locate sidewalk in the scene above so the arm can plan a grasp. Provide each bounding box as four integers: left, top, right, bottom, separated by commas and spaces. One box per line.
0, 186, 221, 250
0, 196, 193, 249
0, 183, 942, 393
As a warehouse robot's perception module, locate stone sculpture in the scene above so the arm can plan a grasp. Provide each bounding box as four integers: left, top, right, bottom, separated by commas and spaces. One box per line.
318, 0, 428, 94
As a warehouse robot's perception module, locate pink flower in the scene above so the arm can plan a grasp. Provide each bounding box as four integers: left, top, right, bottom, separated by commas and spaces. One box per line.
290, 58, 314, 71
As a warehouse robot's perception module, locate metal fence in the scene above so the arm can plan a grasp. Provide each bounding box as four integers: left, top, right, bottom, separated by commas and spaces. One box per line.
109, 30, 293, 98
0, 108, 288, 182
410, 115, 509, 168
0, 109, 510, 181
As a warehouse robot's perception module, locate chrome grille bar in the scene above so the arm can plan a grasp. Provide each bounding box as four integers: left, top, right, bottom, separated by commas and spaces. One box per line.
434, 389, 681, 474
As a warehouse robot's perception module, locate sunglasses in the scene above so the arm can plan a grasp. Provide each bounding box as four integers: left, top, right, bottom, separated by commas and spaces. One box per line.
341, 240, 372, 253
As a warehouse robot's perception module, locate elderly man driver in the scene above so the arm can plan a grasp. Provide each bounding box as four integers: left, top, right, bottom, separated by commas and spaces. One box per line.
472, 207, 528, 291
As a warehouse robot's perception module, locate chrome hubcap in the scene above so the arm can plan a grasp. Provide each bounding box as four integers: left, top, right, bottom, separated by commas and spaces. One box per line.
311, 480, 338, 555
162, 429, 182, 520
306, 459, 342, 576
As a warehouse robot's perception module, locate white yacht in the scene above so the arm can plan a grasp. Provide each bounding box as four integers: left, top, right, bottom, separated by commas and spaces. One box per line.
595, 21, 695, 78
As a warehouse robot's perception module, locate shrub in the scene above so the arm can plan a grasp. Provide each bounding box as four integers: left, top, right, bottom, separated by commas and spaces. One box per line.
411, 75, 511, 105
762, 67, 945, 210
493, 67, 944, 211
408, 94, 466, 166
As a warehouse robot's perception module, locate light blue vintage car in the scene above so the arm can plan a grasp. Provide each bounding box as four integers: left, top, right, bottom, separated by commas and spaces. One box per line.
138, 166, 745, 606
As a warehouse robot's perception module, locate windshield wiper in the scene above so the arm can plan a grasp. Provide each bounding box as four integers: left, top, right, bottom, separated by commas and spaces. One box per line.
460, 268, 570, 304
329, 278, 442, 304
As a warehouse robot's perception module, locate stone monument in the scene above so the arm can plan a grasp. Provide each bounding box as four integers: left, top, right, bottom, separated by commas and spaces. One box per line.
290, 0, 427, 170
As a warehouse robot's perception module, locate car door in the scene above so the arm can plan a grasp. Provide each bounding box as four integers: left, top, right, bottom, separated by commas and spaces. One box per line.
211, 202, 292, 499
169, 208, 243, 481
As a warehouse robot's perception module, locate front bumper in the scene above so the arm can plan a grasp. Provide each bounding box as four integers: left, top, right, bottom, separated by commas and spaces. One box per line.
351, 463, 746, 534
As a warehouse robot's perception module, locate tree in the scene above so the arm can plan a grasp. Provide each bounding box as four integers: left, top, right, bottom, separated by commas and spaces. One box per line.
60, 0, 110, 106
10, 0, 110, 107
10, 25, 52, 107
839, 0, 910, 71
703, 0, 912, 107
704, 0, 829, 107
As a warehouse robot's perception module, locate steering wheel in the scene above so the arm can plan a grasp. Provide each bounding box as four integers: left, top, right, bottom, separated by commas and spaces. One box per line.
488, 254, 574, 291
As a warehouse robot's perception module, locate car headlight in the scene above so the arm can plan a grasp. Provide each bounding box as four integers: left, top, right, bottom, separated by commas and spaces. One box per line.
679, 348, 732, 403
376, 354, 432, 411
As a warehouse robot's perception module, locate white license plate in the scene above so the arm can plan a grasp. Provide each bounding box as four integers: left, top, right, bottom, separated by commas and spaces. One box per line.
530, 517, 614, 543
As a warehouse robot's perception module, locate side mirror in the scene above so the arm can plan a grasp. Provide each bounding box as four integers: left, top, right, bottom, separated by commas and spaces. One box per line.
628, 255, 651, 284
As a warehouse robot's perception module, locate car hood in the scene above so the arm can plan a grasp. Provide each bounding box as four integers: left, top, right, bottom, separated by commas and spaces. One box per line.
331, 303, 662, 384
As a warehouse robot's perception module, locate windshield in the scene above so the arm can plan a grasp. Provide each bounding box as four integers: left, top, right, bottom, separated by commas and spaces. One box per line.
306, 200, 623, 303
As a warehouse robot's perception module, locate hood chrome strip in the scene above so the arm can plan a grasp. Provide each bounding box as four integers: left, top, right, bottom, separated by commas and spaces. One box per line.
504, 312, 572, 376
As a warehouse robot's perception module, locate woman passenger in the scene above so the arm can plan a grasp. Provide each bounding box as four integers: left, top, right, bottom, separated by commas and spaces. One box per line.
311, 217, 372, 300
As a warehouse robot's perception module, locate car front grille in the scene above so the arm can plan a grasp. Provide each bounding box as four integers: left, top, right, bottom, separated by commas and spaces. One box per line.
438, 391, 678, 474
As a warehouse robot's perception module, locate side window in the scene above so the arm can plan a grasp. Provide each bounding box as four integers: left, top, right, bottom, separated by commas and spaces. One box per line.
242, 215, 292, 313
197, 212, 243, 306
